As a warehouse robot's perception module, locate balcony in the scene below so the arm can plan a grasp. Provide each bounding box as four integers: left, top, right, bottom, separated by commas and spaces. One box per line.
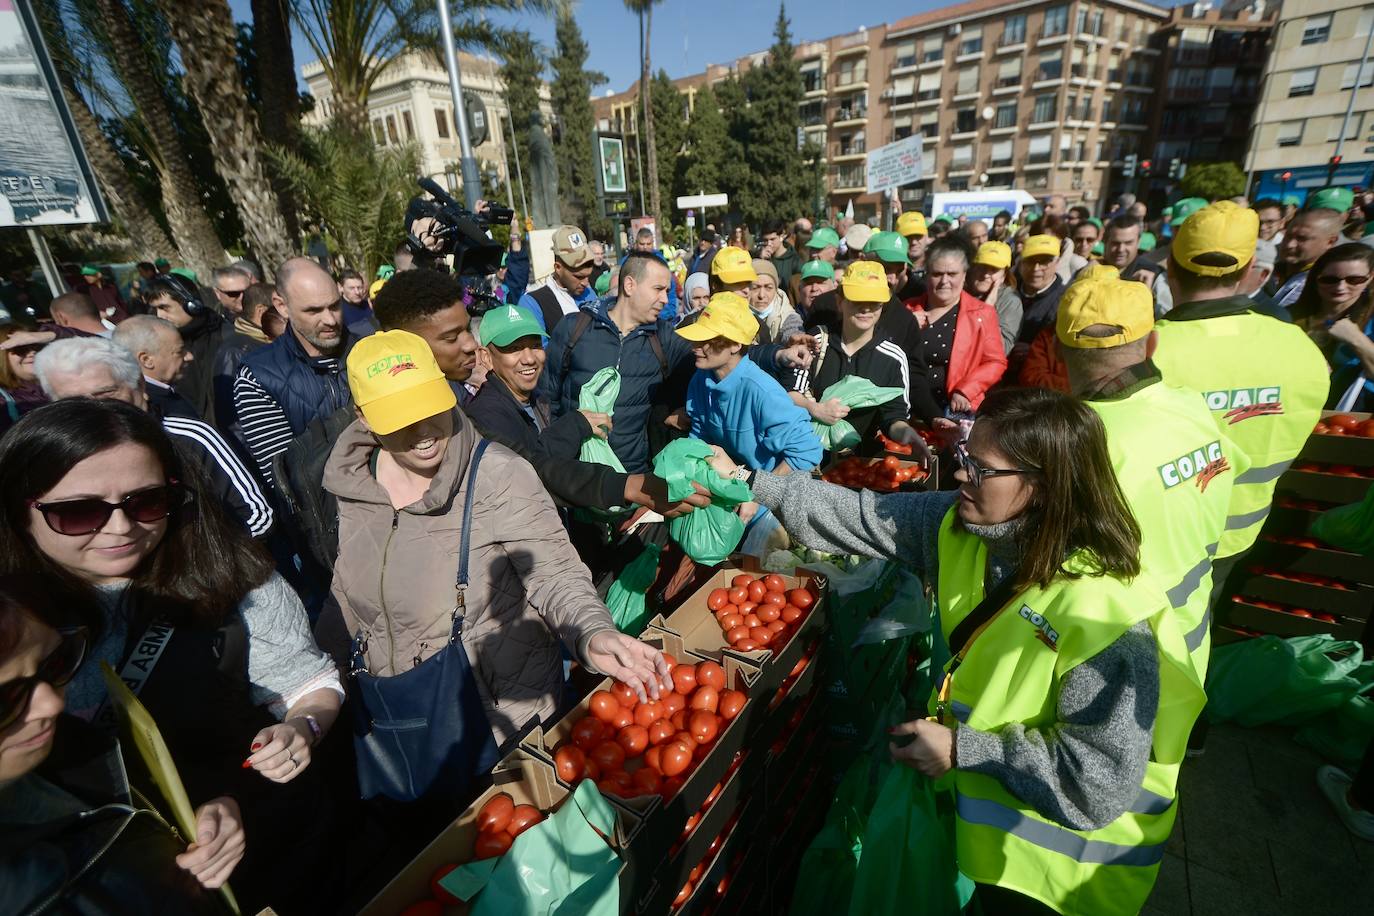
830, 169, 866, 192
1037, 27, 1069, 45
891, 54, 917, 71
997, 30, 1027, 51
835, 76, 868, 90
832, 107, 869, 126
1034, 66, 1064, 84
994, 74, 1023, 90
832, 140, 867, 160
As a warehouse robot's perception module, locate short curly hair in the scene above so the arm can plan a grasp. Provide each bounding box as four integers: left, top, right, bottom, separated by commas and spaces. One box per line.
372, 267, 464, 331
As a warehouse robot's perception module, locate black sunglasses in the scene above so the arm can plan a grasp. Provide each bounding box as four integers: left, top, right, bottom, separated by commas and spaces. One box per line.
217, 287, 246, 298
28, 483, 188, 536
953, 442, 1037, 488
1, 627, 88, 731
1316, 274, 1371, 286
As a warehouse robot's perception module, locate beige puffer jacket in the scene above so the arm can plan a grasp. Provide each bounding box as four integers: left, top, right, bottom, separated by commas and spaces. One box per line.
315, 410, 618, 748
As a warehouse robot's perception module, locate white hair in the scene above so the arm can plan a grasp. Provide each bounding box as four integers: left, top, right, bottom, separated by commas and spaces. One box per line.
112, 314, 178, 358
34, 336, 142, 398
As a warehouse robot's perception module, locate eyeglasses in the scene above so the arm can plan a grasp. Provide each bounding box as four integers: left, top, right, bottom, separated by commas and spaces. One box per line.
1316, 274, 1371, 287
217, 287, 246, 298
28, 483, 187, 536
953, 442, 1036, 488
0, 627, 88, 730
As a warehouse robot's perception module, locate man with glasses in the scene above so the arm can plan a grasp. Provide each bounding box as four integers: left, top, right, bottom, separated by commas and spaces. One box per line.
519, 224, 598, 334
213, 266, 253, 318
33, 336, 273, 539
1253, 198, 1285, 244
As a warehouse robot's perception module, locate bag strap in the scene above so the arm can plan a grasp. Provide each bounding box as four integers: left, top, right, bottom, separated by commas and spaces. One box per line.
947, 566, 1023, 658
456, 439, 491, 590
560, 311, 594, 381
94, 619, 175, 728
648, 329, 669, 380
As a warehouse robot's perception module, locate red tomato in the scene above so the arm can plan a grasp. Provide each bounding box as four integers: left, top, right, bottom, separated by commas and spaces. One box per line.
749, 625, 773, 646
707, 588, 730, 610
767, 619, 786, 634
747, 580, 767, 603
737, 638, 759, 651
787, 588, 815, 609
609, 705, 634, 730
588, 691, 620, 723
761, 591, 787, 607
507, 804, 543, 837
610, 681, 638, 708
1327, 413, 1361, 431
554, 745, 586, 783
673, 731, 699, 755
756, 604, 780, 623
631, 767, 662, 796
718, 689, 745, 720
690, 685, 720, 713
726, 625, 751, 645
590, 740, 626, 771
634, 701, 664, 728
781, 604, 803, 623
649, 718, 676, 745
431, 864, 461, 904
477, 793, 514, 833
689, 710, 720, 744
790, 655, 809, 678
584, 757, 601, 781
738, 601, 758, 615
727, 586, 749, 605
883, 455, 901, 470
661, 775, 685, 798
689, 862, 706, 884
571, 716, 604, 751
743, 613, 762, 628
661, 741, 693, 776
673, 880, 693, 907
671, 664, 698, 694
719, 613, 744, 631
696, 660, 726, 690
732, 574, 754, 588
1358, 419, 1374, 437
671, 708, 688, 730
645, 745, 663, 772
661, 692, 687, 716
662, 651, 678, 669
607, 769, 633, 790
597, 778, 625, 797
762, 573, 786, 593
474, 829, 512, 859
617, 724, 649, 757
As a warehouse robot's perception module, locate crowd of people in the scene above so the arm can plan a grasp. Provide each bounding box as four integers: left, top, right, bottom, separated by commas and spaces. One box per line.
0, 182, 1372, 916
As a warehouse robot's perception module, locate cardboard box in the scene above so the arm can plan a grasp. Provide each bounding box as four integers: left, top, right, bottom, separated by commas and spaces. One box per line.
641, 792, 762, 915
1225, 598, 1371, 646
1278, 467, 1373, 506
1307, 411, 1374, 465
1227, 572, 1374, 622
1248, 538, 1374, 586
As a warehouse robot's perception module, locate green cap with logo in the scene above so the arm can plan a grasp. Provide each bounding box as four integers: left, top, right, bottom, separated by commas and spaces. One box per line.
594, 270, 612, 296
479, 304, 545, 347
800, 259, 835, 281
80, 265, 100, 276
1139, 231, 1158, 252
862, 230, 910, 266
1171, 197, 1208, 226
153, 257, 170, 271
169, 267, 199, 283
806, 226, 841, 250
1307, 186, 1355, 214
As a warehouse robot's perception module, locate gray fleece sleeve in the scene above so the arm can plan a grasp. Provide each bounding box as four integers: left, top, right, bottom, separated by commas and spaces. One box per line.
955, 620, 1159, 832
750, 471, 957, 578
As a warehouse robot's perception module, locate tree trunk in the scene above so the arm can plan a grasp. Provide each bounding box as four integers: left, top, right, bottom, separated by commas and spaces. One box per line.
250, 0, 301, 239
161, 0, 296, 277
641, 6, 660, 226
93, 0, 225, 279
60, 80, 176, 260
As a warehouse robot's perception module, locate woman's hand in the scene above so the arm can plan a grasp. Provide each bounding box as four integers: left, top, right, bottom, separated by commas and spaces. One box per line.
578, 410, 612, 439
244, 720, 313, 783
175, 797, 246, 889
949, 392, 974, 414
585, 631, 673, 703
0, 330, 56, 350
705, 445, 740, 479
1328, 317, 1368, 346
888, 718, 956, 778
776, 341, 814, 370
737, 501, 760, 525
888, 421, 935, 467
810, 398, 850, 425
663, 408, 691, 431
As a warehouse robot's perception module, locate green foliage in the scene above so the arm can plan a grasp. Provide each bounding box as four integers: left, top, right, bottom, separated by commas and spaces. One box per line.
549, 2, 608, 236
737, 4, 807, 223
713, 76, 758, 221
651, 69, 687, 221
1179, 161, 1247, 202
266, 122, 420, 278
682, 85, 734, 199
500, 30, 546, 219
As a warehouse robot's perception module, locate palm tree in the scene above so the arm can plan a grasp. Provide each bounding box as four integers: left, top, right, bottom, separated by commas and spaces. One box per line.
624, 0, 663, 225
250, 0, 303, 239
155, 0, 296, 273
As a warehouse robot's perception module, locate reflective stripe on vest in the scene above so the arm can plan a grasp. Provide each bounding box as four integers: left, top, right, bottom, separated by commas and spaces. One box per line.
957, 794, 1168, 867
1153, 313, 1329, 559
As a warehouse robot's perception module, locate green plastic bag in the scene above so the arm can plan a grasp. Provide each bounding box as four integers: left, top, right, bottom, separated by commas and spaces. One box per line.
652, 439, 753, 564
1312, 487, 1374, 556
605, 543, 662, 636
789, 752, 888, 916
575, 367, 627, 520
1296, 661, 1374, 766
810, 376, 906, 451
1205, 635, 1365, 727
441, 780, 622, 916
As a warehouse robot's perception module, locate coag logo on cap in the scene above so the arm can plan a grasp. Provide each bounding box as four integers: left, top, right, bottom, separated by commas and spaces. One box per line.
366, 353, 417, 378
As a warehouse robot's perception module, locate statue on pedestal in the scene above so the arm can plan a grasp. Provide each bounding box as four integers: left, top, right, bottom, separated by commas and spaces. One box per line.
527, 110, 561, 229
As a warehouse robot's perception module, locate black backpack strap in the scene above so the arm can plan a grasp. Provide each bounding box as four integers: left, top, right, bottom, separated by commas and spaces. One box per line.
648, 329, 669, 380
947, 566, 1023, 657
560, 311, 595, 381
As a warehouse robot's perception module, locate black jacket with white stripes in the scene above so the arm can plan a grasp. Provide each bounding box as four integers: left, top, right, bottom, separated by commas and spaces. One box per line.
790, 324, 915, 454
160, 415, 275, 538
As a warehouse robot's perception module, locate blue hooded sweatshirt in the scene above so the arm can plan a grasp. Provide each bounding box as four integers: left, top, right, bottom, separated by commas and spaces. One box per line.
686, 356, 822, 472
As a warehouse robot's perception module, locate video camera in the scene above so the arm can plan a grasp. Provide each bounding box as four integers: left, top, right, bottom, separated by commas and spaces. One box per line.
404, 177, 514, 279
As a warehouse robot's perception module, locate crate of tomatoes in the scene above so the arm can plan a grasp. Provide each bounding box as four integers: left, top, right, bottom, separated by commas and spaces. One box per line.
819, 454, 930, 492
1282, 411, 1374, 504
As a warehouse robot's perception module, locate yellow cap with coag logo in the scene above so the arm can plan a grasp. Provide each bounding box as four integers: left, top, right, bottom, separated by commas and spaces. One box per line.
345, 329, 457, 434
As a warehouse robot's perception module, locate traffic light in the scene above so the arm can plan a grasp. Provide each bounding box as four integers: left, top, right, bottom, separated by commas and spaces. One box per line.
1167, 157, 1183, 179
1331, 154, 1344, 167
1123, 153, 1138, 178
1140, 158, 1154, 177
1281, 170, 1293, 181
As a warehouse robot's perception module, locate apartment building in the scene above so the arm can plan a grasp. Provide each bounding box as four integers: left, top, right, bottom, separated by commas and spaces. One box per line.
1246, 0, 1374, 199
302, 50, 554, 196
592, 0, 1169, 222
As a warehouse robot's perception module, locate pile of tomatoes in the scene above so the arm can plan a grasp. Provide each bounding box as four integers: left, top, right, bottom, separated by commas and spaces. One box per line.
1293, 461, 1374, 478
1313, 414, 1374, 437
552, 655, 745, 801
1232, 594, 1340, 624
470, 792, 546, 860
820, 455, 924, 491
706, 573, 815, 652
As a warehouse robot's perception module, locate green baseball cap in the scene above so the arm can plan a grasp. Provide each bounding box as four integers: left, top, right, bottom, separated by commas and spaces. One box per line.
1161, 205, 1174, 220
1171, 197, 1208, 226
80, 265, 100, 276
806, 226, 841, 250
800, 259, 836, 281
932, 214, 954, 224
479, 304, 545, 347
862, 230, 910, 266
1091, 241, 1104, 257
376, 264, 395, 280
169, 267, 198, 283
594, 271, 612, 296
1307, 186, 1355, 214
153, 257, 170, 270
1087, 217, 1103, 229
1139, 231, 1158, 252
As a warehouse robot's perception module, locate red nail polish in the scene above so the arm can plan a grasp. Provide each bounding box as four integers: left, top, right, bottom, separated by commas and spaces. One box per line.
241, 758, 253, 768
250, 743, 262, 751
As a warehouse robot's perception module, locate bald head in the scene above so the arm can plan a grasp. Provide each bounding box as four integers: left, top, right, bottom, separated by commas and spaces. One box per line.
1280, 209, 1343, 271
276, 257, 344, 356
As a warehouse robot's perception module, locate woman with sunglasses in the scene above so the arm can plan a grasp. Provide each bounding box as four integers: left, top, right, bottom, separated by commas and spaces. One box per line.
0, 398, 344, 915
1290, 242, 1374, 411
708, 387, 1200, 916
0, 575, 238, 913
0, 322, 49, 436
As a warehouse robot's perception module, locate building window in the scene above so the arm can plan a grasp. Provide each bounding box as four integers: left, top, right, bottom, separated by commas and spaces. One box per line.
921, 33, 943, 63
1341, 62, 1374, 90
1089, 10, 1104, 36
1003, 14, 1026, 45
990, 139, 1014, 166
1075, 7, 1087, 34
892, 76, 915, 99
918, 71, 943, 101
1027, 134, 1052, 164
994, 102, 1018, 129
802, 63, 824, 92
1288, 68, 1318, 97
1038, 49, 1063, 81
1276, 121, 1303, 147
434, 108, 450, 138
893, 40, 916, 68
950, 143, 973, 168
955, 108, 977, 132
1327, 112, 1362, 142
401, 110, 414, 140
1107, 50, 1122, 83
385, 114, 400, 144
960, 25, 983, 56
1094, 139, 1104, 161
1043, 5, 1068, 38
840, 130, 866, 155
837, 58, 867, 86
996, 57, 1022, 88
893, 113, 913, 140
1031, 93, 1057, 123
801, 100, 825, 125
1362, 9, 1374, 36
956, 65, 979, 95
920, 109, 940, 138
1302, 14, 1332, 45
371, 118, 386, 145
948, 178, 970, 191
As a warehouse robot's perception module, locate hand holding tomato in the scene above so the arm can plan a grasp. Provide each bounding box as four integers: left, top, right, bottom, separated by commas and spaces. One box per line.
888, 718, 955, 778
585, 631, 672, 703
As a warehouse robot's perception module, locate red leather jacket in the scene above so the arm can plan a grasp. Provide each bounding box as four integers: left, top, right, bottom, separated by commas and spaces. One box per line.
906, 290, 1008, 409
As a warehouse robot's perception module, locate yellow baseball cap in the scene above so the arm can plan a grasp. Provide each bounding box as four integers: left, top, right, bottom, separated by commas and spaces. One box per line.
896, 211, 928, 238
840, 260, 890, 303
1171, 201, 1259, 277
675, 292, 759, 344
345, 329, 457, 434
1056, 276, 1153, 349
369, 277, 388, 299
1022, 234, 1062, 260
710, 246, 758, 285
973, 241, 1012, 270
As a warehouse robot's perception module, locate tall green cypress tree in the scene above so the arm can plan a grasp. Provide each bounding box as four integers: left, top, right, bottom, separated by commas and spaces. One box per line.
682, 84, 733, 199
549, 2, 607, 233
499, 31, 545, 218
741, 3, 807, 223
650, 70, 687, 232
714, 75, 757, 223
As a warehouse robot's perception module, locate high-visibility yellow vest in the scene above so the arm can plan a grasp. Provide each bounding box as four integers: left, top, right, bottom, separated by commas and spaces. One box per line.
1154, 310, 1329, 558
933, 509, 1204, 916
1088, 379, 1247, 679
